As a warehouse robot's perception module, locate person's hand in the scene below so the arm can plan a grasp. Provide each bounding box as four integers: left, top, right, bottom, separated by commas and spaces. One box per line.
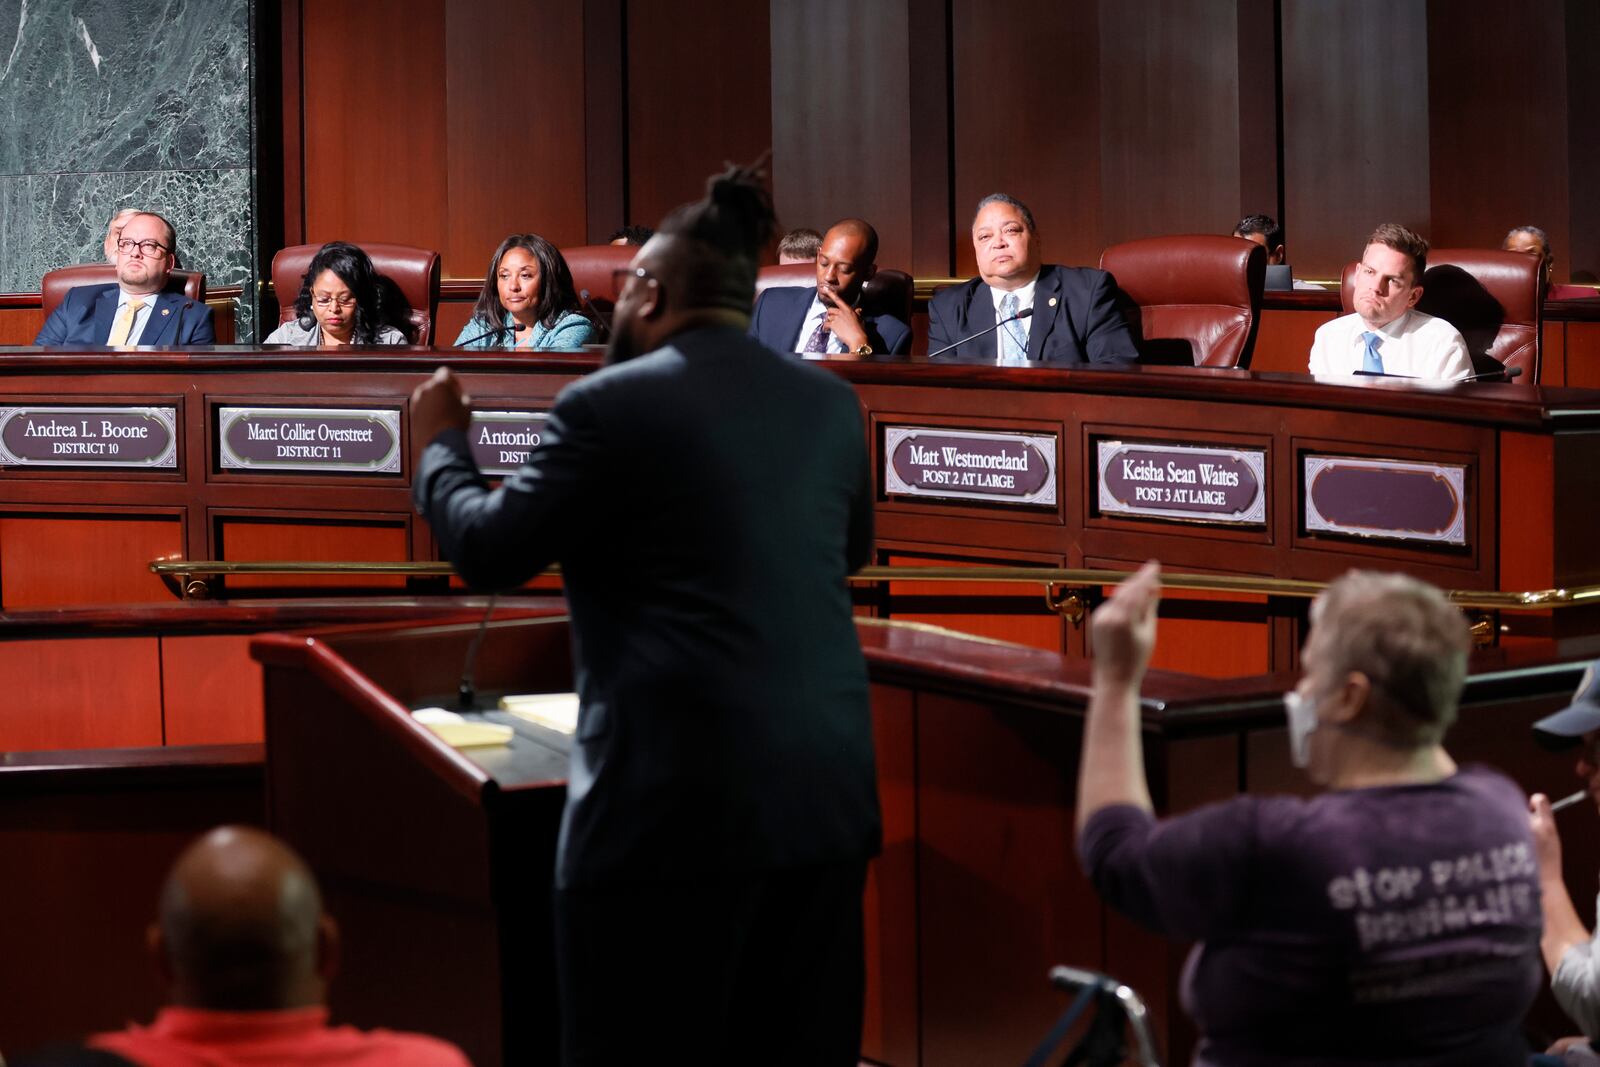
410, 367, 472, 446
1090, 560, 1161, 689
821, 285, 869, 352
1530, 792, 1565, 881
1547, 1035, 1590, 1055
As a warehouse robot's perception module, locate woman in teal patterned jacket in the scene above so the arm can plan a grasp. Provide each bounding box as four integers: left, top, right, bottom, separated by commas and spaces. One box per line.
453, 233, 596, 350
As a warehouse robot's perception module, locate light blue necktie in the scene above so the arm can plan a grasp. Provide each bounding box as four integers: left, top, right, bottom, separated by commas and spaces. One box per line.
1361, 330, 1385, 374
999, 292, 1027, 364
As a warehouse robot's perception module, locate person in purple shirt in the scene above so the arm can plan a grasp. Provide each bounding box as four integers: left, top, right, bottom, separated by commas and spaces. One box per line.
1077, 563, 1542, 1066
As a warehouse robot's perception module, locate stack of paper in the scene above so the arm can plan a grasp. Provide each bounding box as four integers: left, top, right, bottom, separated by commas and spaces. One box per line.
412, 707, 515, 748
500, 692, 580, 735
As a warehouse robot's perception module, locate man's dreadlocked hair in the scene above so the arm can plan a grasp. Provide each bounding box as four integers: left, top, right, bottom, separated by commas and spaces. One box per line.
655, 157, 778, 313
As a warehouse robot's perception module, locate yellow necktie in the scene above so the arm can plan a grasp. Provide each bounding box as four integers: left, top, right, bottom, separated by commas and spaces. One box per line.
107, 298, 147, 345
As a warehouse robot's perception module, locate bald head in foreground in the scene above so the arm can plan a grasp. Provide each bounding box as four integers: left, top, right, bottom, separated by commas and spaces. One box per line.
89, 827, 470, 1066
411, 160, 880, 1065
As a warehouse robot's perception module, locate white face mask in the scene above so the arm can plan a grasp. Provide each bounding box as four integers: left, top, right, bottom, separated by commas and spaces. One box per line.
1283, 689, 1320, 768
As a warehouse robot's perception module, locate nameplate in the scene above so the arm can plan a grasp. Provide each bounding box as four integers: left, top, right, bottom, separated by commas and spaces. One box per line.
1304, 456, 1467, 546
883, 426, 1056, 506
0, 406, 178, 468
217, 407, 402, 474
469, 410, 549, 476
1096, 441, 1266, 525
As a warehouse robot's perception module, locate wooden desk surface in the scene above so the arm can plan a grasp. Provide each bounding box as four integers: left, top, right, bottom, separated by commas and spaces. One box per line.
2, 349, 1596, 673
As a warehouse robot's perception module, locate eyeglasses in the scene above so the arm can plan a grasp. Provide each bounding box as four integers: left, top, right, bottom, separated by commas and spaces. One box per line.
610, 267, 654, 295
312, 293, 358, 309
117, 238, 171, 257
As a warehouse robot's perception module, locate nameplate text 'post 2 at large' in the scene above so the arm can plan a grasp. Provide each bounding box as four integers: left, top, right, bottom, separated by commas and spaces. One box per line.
883, 426, 1057, 506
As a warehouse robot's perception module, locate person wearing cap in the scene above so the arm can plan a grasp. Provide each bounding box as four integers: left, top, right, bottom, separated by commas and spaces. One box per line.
1531, 664, 1600, 1060
1078, 564, 1543, 1065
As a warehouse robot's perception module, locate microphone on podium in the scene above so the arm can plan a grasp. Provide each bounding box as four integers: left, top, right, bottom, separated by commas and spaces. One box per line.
578, 288, 610, 342
455, 321, 527, 348
1458, 364, 1524, 384
457, 594, 497, 710
926, 308, 1034, 360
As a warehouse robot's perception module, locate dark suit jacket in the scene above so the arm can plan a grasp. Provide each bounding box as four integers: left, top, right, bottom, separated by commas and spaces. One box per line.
748, 284, 913, 355
415, 325, 881, 889
34, 283, 216, 346
926, 263, 1138, 365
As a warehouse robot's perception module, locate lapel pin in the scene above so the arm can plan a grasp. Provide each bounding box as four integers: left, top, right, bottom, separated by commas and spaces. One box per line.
161, 308, 170, 316
1049, 297, 1058, 308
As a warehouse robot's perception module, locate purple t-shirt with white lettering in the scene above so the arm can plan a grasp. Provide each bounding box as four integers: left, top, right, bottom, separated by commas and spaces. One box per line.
1079, 765, 1541, 1066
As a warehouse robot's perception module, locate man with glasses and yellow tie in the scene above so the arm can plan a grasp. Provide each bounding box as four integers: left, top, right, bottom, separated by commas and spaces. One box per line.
35, 211, 215, 347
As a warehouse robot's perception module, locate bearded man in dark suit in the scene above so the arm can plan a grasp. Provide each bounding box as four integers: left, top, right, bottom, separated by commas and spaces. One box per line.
411, 162, 879, 1067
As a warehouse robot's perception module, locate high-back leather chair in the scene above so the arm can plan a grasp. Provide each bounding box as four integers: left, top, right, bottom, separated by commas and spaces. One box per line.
1098, 236, 1265, 369
754, 263, 915, 325
1339, 248, 1541, 380
561, 244, 638, 313
41, 265, 206, 320
271, 243, 440, 344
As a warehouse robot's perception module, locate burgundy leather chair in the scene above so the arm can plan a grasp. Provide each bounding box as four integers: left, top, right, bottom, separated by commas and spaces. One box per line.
1098, 235, 1266, 368
561, 244, 638, 312
754, 263, 915, 325
1338, 248, 1541, 381
271, 243, 440, 344
41, 265, 206, 320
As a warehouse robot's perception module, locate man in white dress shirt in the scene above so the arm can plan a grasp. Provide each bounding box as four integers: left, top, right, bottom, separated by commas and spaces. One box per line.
1307, 223, 1470, 381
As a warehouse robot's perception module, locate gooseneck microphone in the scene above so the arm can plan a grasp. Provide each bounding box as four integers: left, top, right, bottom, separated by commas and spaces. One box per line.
926, 308, 1034, 359
578, 288, 610, 341
1459, 364, 1524, 384
454, 321, 528, 348
457, 594, 497, 710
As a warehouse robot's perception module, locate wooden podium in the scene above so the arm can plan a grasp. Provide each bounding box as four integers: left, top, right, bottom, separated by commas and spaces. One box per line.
252, 609, 1600, 1066
251, 610, 574, 1067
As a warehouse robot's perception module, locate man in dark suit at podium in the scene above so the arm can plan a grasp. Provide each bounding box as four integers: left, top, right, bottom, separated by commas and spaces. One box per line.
34, 211, 215, 347
928, 192, 1138, 365
411, 162, 880, 1066
748, 217, 912, 356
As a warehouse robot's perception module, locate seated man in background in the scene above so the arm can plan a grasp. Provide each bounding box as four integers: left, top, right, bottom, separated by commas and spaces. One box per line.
1079, 563, 1542, 1064
1307, 222, 1471, 380
608, 224, 653, 247
928, 193, 1138, 366
35, 211, 214, 347
1505, 225, 1598, 300
749, 217, 911, 356
777, 226, 821, 264
102, 207, 142, 263
1232, 212, 1324, 290
89, 826, 470, 1067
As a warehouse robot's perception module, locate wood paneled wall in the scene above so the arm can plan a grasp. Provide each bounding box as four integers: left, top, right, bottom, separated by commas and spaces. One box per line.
272, 1, 1600, 285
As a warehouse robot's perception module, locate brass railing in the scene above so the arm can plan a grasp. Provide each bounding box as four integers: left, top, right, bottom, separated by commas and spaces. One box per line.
147, 559, 1600, 616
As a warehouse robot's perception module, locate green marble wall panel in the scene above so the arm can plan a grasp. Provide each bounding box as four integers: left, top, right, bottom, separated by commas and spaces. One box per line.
0, 0, 256, 338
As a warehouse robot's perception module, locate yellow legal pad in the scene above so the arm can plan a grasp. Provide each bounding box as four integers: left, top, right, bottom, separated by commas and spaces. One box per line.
411, 707, 515, 748
499, 692, 580, 735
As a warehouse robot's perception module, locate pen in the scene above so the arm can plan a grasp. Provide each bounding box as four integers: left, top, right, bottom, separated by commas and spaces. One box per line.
1551, 790, 1588, 813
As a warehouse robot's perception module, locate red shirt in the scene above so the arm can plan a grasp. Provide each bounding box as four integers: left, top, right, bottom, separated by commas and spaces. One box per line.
90, 1006, 472, 1067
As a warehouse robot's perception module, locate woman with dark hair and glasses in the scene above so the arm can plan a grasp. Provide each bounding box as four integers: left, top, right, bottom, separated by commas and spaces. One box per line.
453, 233, 594, 350
264, 241, 408, 347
